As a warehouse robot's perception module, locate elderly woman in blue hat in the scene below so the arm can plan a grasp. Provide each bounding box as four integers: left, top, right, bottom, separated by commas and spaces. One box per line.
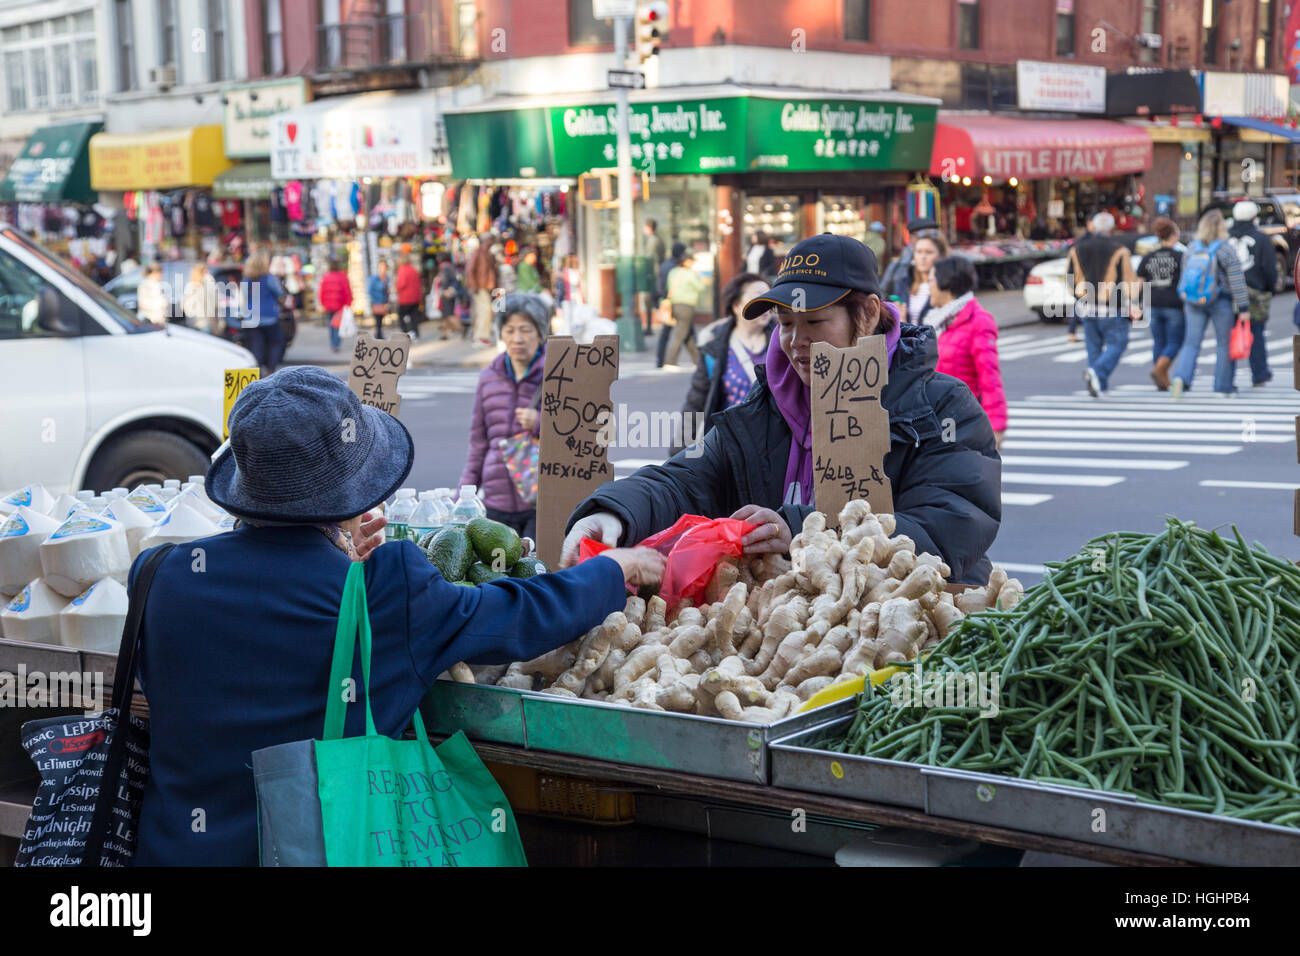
562, 233, 1002, 585
128, 367, 662, 866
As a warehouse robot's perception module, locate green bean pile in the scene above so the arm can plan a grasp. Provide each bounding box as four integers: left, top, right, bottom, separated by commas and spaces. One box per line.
832, 519, 1300, 827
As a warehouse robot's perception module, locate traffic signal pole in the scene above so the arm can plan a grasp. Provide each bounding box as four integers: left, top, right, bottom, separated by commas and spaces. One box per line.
613, 15, 645, 351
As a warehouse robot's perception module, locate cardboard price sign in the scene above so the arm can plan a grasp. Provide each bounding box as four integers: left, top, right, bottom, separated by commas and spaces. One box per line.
223, 368, 260, 440
810, 335, 892, 525
348, 333, 410, 417
536, 335, 620, 570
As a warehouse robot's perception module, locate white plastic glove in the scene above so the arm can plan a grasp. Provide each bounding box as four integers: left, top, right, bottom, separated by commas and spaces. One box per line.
560, 512, 624, 568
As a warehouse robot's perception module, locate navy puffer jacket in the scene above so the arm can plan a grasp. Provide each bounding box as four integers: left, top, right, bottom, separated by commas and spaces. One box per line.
460, 351, 543, 512
567, 323, 1002, 584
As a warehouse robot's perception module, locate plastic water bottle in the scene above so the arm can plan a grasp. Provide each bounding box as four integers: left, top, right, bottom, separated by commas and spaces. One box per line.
385, 488, 416, 542
432, 488, 454, 527
408, 491, 442, 545
450, 485, 480, 527
159, 479, 181, 502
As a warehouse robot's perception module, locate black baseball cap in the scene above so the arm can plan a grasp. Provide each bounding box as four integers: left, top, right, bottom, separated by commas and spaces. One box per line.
742, 232, 880, 319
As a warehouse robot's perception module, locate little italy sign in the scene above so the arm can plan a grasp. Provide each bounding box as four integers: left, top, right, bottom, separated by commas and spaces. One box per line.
979, 142, 1151, 178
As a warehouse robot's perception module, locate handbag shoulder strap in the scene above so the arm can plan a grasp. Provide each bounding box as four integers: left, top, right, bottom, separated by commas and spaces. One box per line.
110, 542, 177, 712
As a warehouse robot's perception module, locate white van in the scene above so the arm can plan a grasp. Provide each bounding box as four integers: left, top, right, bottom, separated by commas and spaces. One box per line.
0, 226, 256, 494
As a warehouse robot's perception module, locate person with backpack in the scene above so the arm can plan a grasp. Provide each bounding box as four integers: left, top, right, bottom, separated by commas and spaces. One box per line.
1065, 212, 1141, 396
1136, 217, 1185, 390
1170, 208, 1251, 399
1227, 200, 1279, 387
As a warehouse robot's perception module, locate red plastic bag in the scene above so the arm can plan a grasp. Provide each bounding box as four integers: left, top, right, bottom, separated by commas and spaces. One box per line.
577, 514, 757, 607
1229, 316, 1253, 361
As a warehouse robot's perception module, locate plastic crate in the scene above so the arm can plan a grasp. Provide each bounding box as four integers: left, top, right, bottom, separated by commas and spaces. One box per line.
486, 762, 637, 826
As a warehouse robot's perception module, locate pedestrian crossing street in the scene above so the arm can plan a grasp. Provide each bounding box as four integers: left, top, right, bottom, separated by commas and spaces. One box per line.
997, 328, 1297, 369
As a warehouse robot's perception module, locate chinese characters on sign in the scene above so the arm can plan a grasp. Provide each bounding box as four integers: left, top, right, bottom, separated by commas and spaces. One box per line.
811, 336, 893, 525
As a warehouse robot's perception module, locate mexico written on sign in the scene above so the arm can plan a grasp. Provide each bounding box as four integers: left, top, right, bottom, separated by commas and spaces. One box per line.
224, 368, 260, 440
810, 335, 893, 524
348, 333, 410, 417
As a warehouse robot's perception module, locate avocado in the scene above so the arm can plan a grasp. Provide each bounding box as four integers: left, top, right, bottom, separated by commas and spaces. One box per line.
426, 528, 474, 582
417, 529, 440, 550
466, 561, 508, 584
466, 516, 522, 572
509, 556, 548, 578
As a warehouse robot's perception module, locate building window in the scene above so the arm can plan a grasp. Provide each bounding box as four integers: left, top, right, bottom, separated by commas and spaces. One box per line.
263, 0, 284, 74
158, 0, 178, 68
1055, 0, 1074, 57
28, 47, 48, 109
320, 0, 342, 69
52, 41, 73, 106
76, 38, 97, 103
845, 0, 870, 41
957, 0, 980, 50
1202, 0, 1219, 65
5, 51, 27, 111
455, 0, 478, 58
570, 0, 615, 47
383, 0, 406, 62
207, 0, 228, 81
1140, 0, 1160, 63
1257, 0, 1272, 70
116, 0, 136, 91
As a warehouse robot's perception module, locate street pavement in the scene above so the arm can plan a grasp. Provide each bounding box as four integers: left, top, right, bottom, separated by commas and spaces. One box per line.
338, 291, 1299, 585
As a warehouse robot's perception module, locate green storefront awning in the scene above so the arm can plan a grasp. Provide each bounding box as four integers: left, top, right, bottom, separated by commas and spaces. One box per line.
0, 121, 102, 204
444, 92, 938, 180
212, 161, 274, 200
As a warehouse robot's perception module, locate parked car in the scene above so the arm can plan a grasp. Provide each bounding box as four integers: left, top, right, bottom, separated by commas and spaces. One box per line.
0, 225, 256, 493
1202, 192, 1300, 293
1024, 235, 1185, 323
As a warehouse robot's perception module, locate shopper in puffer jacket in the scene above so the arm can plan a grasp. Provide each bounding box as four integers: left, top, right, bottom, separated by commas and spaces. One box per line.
460, 293, 548, 540
925, 256, 1007, 448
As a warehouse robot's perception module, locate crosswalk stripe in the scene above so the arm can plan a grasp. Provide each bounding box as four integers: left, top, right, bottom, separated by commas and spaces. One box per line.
1009, 428, 1290, 442
996, 333, 1038, 346
1003, 473, 1125, 486
1000, 455, 1188, 470
1003, 418, 1292, 432
1009, 407, 1295, 423
1019, 398, 1299, 412
1003, 440, 1241, 454
1200, 479, 1300, 490
1002, 492, 1054, 506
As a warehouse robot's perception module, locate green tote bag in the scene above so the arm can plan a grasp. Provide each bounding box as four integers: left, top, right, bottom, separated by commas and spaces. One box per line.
252, 562, 528, 867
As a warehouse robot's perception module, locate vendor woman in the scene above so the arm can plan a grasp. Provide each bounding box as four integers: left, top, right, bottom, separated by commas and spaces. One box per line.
561, 233, 1002, 584
130, 367, 663, 866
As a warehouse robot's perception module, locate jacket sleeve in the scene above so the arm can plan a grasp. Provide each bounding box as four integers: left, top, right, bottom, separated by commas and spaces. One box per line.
1259, 232, 1279, 290
460, 375, 491, 488
397, 544, 629, 674
1218, 245, 1250, 313
681, 347, 714, 416
566, 424, 736, 545
889, 382, 1001, 585
971, 318, 1008, 432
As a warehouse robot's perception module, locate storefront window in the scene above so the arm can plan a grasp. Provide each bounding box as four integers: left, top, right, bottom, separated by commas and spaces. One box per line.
743, 195, 800, 258
820, 196, 867, 244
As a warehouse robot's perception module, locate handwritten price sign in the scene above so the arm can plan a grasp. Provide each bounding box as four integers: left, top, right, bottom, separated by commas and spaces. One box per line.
223, 368, 260, 439
536, 334, 619, 570
347, 333, 410, 417
810, 335, 892, 525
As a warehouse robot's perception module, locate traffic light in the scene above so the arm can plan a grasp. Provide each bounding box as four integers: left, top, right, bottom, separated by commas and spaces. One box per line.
635, 1, 670, 63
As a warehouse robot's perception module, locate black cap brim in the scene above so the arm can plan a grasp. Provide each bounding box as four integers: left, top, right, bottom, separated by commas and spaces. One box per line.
741, 284, 850, 321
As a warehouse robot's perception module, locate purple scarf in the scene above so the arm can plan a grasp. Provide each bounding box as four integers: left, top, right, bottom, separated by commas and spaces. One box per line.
766, 302, 904, 507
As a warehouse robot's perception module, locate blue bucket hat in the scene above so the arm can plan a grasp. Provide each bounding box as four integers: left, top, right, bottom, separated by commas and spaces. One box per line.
207, 366, 414, 524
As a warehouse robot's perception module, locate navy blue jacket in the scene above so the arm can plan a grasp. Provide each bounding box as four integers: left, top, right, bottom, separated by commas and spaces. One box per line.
130, 525, 624, 866
568, 323, 1001, 585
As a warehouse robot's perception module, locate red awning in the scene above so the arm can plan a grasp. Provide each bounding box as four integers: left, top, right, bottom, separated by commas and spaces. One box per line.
929, 114, 1153, 181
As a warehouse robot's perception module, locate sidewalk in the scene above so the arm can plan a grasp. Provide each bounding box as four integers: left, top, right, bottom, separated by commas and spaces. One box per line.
284, 291, 1042, 372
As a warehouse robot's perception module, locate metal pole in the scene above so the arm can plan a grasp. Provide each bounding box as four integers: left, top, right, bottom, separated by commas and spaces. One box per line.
613, 15, 645, 350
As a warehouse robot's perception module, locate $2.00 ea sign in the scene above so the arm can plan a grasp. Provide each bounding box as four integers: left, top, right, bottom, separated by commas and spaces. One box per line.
348, 334, 410, 417
810, 336, 893, 525
223, 368, 260, 440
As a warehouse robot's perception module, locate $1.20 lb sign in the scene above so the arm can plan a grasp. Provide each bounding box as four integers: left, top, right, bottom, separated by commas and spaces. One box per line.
810, 336, 893, 524
348, 333, 410, 417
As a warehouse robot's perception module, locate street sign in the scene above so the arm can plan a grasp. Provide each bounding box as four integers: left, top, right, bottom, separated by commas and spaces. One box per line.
593, 0, 636, 18
607, 69, 646, 90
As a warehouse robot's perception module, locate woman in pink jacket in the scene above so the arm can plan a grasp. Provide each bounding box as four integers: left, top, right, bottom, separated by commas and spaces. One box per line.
925, 257, 1007, 449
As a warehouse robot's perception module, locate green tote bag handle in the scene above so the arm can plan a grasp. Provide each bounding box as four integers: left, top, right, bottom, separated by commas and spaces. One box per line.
322, 562, 432, 744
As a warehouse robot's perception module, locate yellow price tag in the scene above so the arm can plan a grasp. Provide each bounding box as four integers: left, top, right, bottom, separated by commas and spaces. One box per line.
223, 368, 260, 440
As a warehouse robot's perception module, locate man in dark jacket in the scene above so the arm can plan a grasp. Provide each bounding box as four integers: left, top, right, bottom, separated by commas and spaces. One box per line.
1228, 199, 1279, 386
1066, 212, 1141, 396
563, 231, 1001, 586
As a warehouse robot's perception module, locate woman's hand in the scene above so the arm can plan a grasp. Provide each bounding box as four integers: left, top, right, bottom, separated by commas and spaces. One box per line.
348, 510, 388, 561
560, 512, 625, 567
515, 407, 539, 430
731, 505, 791, 555
994, 430, 1005, 451
600, 547, 667, 589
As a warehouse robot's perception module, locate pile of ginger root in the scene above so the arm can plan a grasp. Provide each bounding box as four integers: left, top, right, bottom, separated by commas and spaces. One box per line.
479, 499, 1023, 723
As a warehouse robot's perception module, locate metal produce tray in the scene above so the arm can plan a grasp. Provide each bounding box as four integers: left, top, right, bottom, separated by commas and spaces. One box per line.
923, 767, 1300, 867
768, 716, 928, 810
418, 679, 856, 783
